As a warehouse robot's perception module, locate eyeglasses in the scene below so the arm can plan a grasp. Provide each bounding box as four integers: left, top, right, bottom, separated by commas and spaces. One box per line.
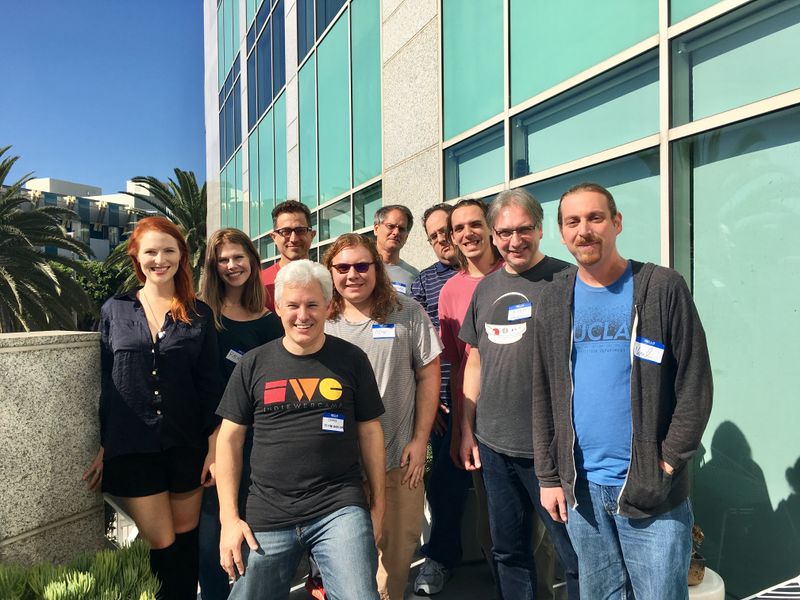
382, 222, 408, 234
493, 225, 537, 241
274, 226, 313, 238
427, 229, 448, 243
331, 262, 374, 274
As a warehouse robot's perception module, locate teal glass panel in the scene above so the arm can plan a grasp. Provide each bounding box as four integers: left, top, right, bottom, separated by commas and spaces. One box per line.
248, 131, 260, 237
299, 55, 318, 208
672, 1, 800, 125
217, 0, 226, 89
527, 149, 660, 266
247, 0, 258, 25
320, 198, 352, 241
259, 236, 275, 261
317, 11, 351, 203
353, 182, 382, 229
274, 93, 288, 204
510, 0, 657, 106
258, 109, 275, 233
444, 124, 504, 200
673, 106, 800, 597
351, 0, 381, 186
442, 0, 503, 139
234, 149, 244, 229
512, 53, 658, 177
671, 0, 720, 24
230, 0, 240, 78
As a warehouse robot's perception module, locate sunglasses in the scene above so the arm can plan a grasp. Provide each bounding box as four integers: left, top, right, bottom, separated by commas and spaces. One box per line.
331, 262, 374, 274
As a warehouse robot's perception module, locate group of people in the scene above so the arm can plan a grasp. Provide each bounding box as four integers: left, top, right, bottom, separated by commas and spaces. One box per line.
83, 183, 713, 600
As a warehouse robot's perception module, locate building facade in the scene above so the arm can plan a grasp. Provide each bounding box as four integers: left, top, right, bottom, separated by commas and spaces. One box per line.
203, 0, 800, 596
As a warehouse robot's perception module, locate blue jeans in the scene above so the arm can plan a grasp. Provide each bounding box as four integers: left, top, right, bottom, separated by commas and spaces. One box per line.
421, 412, 473, 567
199, 430, 253, 600
567, 478, 693, 600
228, 505, 379, 600
478, 441, 580, 600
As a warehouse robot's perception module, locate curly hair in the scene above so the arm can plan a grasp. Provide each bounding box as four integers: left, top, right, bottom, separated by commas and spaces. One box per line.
322, 233, 401, 323
127, 216, 196, 324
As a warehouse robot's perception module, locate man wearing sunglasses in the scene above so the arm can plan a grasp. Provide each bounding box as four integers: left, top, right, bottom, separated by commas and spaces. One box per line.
260, 200, 317, 312
373, 205, 419, 296
458, 189, 580, 599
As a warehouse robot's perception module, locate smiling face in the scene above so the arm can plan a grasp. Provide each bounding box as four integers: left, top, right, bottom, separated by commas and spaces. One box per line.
215, 242, 252, 290
491, 203, 543, 273
270, 211, 316, 263
424, 209, 456, 265
135, 230, 181, 286
330, 244, 377, 311
559, 190, 622, 270
275, 280, 329, 354
450, 204, 492, 263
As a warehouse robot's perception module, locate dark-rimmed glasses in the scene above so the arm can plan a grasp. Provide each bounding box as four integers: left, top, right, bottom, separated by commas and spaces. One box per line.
331, 262, 374, 274
274, 226, 313, 238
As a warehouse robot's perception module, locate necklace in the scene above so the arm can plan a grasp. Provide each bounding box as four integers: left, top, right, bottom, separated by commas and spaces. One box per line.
140, 288, 166, 340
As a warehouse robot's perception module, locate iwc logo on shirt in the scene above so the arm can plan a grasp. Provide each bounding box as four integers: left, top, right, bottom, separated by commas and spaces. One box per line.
263, 378, 343, 411
484, 292, 532, 345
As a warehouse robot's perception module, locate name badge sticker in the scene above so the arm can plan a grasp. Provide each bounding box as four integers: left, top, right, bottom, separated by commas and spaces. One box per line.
372, 324, 396, 339
634, 337, 665, 364
322, 412, 345, 433
508, 302, 533, 322
391, 281, 408, 295
225, 348, 245, 364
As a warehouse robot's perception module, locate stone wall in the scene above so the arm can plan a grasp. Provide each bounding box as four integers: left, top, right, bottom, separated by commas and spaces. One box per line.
0, 331, 106, 564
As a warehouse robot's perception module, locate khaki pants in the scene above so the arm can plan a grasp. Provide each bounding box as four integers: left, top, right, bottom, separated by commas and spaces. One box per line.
372, 467, 425, 600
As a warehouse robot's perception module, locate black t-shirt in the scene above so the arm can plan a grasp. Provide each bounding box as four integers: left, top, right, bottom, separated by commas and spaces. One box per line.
216, 335, 385, 530
217, 312, 284, 383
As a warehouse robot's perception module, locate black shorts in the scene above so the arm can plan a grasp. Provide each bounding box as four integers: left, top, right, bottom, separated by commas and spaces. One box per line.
102, 447, 206, 497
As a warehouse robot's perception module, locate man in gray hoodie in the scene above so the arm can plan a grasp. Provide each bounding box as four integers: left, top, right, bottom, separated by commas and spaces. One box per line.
532, 182, 713, 600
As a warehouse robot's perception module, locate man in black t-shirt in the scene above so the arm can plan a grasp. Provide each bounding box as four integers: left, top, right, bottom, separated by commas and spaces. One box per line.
216, 260, 385, 600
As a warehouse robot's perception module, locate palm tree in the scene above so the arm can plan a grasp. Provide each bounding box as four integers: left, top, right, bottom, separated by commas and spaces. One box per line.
104, 169, 207, 290
0, 146, 93, 333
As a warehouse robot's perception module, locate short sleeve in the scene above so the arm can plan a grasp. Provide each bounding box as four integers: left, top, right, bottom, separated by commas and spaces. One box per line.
458, 292, 480, 348
352, 348, 385, 422
409, 300, 443, 370
216, 356, 256, 426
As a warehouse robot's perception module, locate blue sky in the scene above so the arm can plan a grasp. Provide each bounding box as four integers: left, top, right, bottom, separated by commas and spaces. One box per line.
1, 0, 206, 194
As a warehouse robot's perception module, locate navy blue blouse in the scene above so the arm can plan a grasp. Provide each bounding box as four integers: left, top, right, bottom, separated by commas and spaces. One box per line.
98, 290, 223, 461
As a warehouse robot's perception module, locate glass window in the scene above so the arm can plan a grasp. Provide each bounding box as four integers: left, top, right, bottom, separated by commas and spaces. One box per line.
299, 55, 318, 208
247, 0, 258, 26
248, 131, 261, 237
272, 0, 286, 94
233, 149, 243, 229
274, 93, 288, 204
510, 0, 657, 106
527, 149, 660, 266
233, 79, 242, 151
297, 0, 315, 63
320, 198, 352, 241
230, 0, 240, 78
444, 123, 504, 200
316, 0, 345, 38
673, 106, 800, 598
442, 0, 504, 139
351, 0, 381, 186
354, 182, 382, 229
256, 22, 273, 118
247, 51, 257, 130
671, 0, 720, 24
511, 52, 658, 177
217, 0, 226, 89
672, 0, 800, 126
317, 11, 351, 203
258, 110, 275, 234
259, 236, 275, 261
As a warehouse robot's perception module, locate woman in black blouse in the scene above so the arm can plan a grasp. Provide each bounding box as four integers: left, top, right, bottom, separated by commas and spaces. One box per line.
83, 217, 222, 599
196, 228, 283, 599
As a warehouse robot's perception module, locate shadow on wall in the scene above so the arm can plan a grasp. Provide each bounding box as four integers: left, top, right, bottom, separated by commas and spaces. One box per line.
692, 421, 800, 598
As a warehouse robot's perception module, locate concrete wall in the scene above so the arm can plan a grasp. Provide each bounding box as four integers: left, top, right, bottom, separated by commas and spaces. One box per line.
0, 331, 106, 564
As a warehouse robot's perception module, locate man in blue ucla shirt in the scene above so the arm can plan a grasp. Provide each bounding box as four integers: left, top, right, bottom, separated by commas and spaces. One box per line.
533, 183, 713, 599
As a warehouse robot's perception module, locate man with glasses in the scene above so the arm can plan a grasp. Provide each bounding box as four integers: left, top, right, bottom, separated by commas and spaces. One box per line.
374, 205, 419, 296
458, 189, 580, 599
260, 200, 317, 311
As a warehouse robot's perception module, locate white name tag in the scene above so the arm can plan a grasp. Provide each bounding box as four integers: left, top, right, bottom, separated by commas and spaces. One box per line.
633, 337, 665, 364
322, 412, 344, 433
372, 324, 396, 339
225, 349, 245, 364
508, 302, 532, 322
392, 281, 408, 295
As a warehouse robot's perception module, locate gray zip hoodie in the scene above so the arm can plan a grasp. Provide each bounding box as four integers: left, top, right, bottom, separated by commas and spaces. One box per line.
532, 261, 713, 519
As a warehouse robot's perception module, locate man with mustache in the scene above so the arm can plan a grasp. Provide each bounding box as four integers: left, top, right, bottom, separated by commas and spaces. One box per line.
533, 182, 713, 599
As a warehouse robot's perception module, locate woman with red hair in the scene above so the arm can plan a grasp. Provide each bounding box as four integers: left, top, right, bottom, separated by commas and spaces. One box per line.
83, 216, 222, 599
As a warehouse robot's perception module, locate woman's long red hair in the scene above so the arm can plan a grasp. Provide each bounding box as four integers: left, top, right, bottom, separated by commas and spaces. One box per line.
127, 216, 196, 324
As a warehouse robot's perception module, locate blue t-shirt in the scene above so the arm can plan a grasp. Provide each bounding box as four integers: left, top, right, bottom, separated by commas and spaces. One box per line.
572, 262, 633, 485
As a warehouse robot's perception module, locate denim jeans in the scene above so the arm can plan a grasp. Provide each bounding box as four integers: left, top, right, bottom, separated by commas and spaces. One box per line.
566, 478, 693, 600
228, 505, 379, 600
478, 441, 580, 600
421, 412, 473, 568
199, 430, 253, 600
